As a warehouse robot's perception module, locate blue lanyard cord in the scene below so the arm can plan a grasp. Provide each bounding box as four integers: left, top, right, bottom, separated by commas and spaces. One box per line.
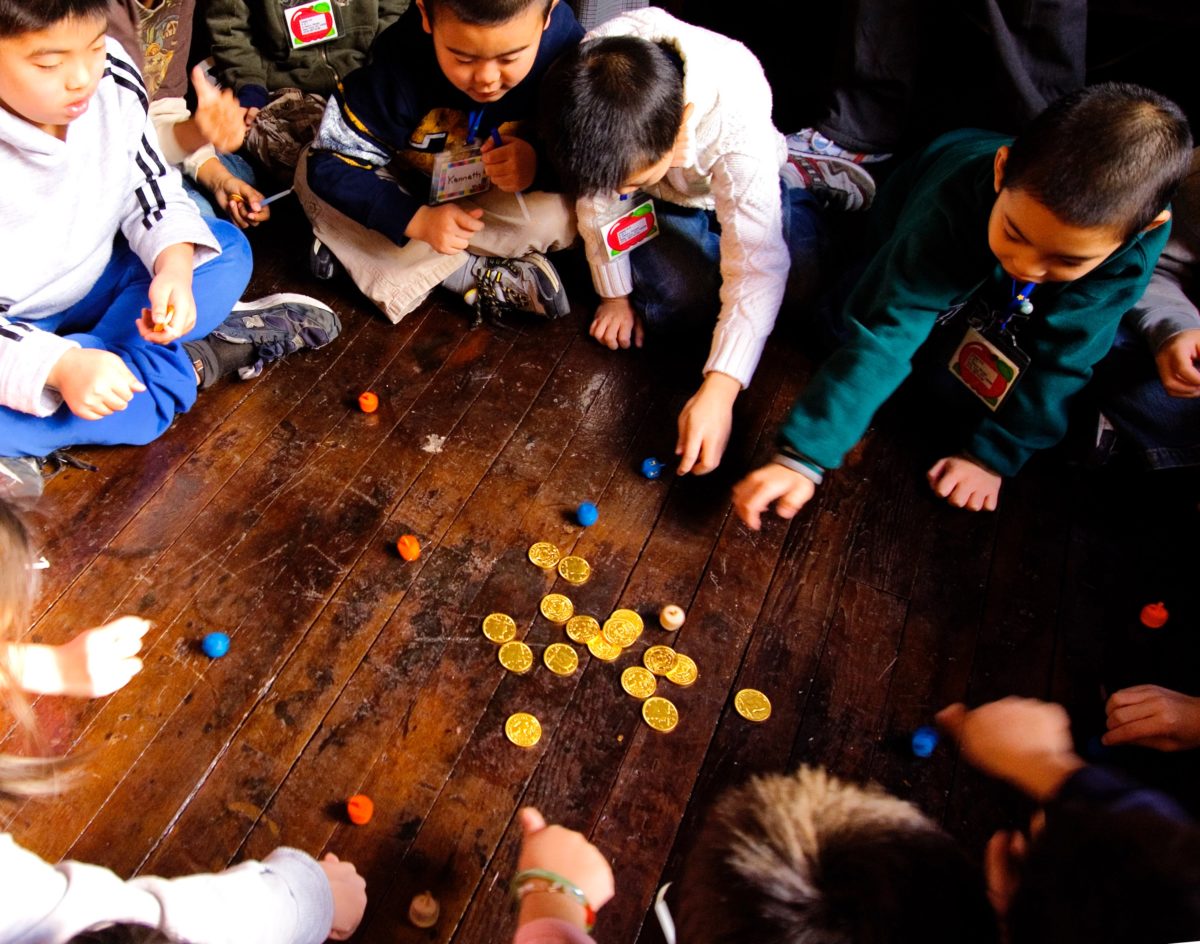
1000, 279, 1036, 331
466, 109, 483, 145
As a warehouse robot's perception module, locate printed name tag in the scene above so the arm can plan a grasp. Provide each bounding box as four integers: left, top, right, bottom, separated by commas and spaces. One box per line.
285, 1, 339, 49
948, 326, 1025, 411
598, 198, 659, 260
430, 146, 490, 204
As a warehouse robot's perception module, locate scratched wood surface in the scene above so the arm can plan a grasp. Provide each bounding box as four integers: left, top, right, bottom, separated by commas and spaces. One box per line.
1, 198, 1171, 943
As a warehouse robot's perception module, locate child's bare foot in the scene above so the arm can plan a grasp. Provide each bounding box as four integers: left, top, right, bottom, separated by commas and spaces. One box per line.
927, 455, 1001, 511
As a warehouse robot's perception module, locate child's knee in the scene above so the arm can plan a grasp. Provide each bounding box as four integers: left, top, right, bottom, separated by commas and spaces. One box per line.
205, 219, 254, 283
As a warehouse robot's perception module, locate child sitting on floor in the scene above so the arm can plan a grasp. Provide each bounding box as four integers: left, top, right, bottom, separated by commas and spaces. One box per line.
296, 0, 582, 325
0, 500, 368, 943
539, 9, 828, 476
731, 83, 1192, 526
0, 0, 341, 500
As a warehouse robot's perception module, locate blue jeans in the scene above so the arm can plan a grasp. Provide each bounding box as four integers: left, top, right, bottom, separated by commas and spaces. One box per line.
0, 220, 252, 457
1092, 320, 1200, 470
628, 183, 828, 339
182, 152, 260, 221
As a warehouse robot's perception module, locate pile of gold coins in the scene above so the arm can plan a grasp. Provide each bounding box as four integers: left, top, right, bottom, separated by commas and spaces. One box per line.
486, 540, 772, 748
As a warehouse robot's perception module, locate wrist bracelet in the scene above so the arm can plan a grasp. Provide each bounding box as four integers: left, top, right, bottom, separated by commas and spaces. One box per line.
511, 868, 596, 931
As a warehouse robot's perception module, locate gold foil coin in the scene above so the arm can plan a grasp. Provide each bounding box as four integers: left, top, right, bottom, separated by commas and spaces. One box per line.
557, 555, 591, 585
665, 653, 698, 687
621, 666, 657, 700
565, 614, 600, 644
540, 593, 574, 624
643, 645, 678, 676
642, 696, 679, 733
498, 640, 534, 674
482, 612, 517, 644
528, 542, 561, 569
610, 608, 644, 632
734, 688, 772, 722
543, 643, 579, 677
587, 635, 622, 662
505, 712, 542, 747
602, 617, 640, 648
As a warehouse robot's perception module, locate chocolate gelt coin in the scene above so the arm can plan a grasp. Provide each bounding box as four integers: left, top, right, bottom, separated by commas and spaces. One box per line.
734, 688, 772, 722
565, 614, 601, 644
557, 555, 591, 586
587, 635, 622, 662
505, 712, 542, 747
610, 608, 644, 632
643, 645, 678, 676
665, 653, 698, 687
642, 696, 679, 733
482, 612, 517, 644
621, 666, 657, 700
602, 617, 640, 648
543, 642, 579, 676
540, 593, 574, 624
498, 640, 534, 674
528, 542, 561, 569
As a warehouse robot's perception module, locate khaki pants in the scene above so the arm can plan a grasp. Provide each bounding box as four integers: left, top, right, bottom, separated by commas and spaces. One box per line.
294, 147, 577, 324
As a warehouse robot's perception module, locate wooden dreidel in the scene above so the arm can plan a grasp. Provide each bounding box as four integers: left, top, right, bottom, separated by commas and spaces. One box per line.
409, 891, 440, 928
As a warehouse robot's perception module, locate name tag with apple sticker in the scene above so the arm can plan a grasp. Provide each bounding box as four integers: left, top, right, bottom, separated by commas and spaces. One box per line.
948, 325, 1029, 411
285, 1, 339, 49
430, 146, 490, 204
597, 197, 659, 260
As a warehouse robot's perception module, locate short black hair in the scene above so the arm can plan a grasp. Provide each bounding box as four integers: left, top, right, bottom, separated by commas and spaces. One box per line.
675, 767, 999, 944
0, 0, 108, 38
422, 0, 553, 26
1007, 803, 1200, 944
1002, 82, 1193, 239
539, 35, 684, 195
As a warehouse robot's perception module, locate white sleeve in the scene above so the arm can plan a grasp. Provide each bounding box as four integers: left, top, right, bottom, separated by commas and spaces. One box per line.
0, 320, 79, 417
149, 97, 220, 182
577, 193, 634, 297
0, 834, 333, 944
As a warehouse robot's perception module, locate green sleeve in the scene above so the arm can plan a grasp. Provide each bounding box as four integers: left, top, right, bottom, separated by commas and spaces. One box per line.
206, 0, 269, 93
964, 224, 1171, 475
777, 200, 991, 470
378, 0, 412, 32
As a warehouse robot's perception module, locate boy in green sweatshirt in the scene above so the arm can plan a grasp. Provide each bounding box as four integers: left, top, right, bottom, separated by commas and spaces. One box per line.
734, 83, 1192, 527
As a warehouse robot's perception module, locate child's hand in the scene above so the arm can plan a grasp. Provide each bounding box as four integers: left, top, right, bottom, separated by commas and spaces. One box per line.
3, 616, 148, 697
1154, 329, 1200, 397
590, 297, 642, 350
190, 63, 246, 153
139, 244, 197, 342
676, 372, 740, 475
406, 204, 485, 254
927, 455, 1001, 511
218, 177, 270, 229
46, 348, 146, 420
319, 853, 367, 940
517, 807, 614, 922
1103, 685, 1200, 751
731, 462, 817, 530
984, 828, 1029, 917
936, 698, 1085, 801
243, 106, 260, 129
481, 134, 536, 192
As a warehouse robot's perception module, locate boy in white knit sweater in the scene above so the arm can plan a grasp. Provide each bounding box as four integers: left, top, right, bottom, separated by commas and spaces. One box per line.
540, 9, 826, 476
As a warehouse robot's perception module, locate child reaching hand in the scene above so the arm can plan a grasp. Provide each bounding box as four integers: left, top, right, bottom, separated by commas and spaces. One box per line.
732, 83, 1192, 526
0, 501, 368, 944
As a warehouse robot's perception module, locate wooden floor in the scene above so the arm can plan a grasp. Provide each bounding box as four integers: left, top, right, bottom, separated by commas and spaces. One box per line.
3, 202, 1184, 942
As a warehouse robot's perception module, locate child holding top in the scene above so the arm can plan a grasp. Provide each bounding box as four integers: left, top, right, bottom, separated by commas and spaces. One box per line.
732, 83, 1192, 526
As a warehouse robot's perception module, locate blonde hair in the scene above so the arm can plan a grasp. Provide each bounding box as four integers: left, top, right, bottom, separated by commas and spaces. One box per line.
0, 500, 77, 795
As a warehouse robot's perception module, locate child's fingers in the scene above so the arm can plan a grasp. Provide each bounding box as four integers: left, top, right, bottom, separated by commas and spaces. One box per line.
519, 807, 547, 835
190, 63, 216, 102
676, 429, 701, 475
633, 317, 645, 348
1101, 716, 1170, 747
926, 457, 949, 484
934, 702, 967, 739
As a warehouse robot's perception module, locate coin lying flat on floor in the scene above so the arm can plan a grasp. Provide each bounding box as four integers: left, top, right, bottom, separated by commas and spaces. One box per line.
528, 542, 561, 569
642, 696, 679, 732
505, 712, 542, 747
557, 555, 591, 585
544, 642, 579, 676
734, 688, 772, 722
498, 640, 534, 674
482, 612, 517, 644
665, 653, 698, 687
566, 614, 600, 644
621, 666, 657, 700
587, 635, 622, 662
540, 593, 574, 624
643, 645, 677, 676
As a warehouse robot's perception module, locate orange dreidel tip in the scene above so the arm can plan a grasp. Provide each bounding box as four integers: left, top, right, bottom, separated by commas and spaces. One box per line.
358, 391, 379, 413
1140, 601, 1169, 629
397, 534, 421, 561
346, 793, 374, 825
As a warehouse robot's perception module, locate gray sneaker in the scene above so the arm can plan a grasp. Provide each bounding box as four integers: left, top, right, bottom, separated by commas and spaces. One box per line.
458, 252, 570, 326
211, 293, 342, 379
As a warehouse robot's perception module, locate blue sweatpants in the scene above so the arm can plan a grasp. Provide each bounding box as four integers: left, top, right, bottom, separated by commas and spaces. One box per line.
0, 220, 251, 457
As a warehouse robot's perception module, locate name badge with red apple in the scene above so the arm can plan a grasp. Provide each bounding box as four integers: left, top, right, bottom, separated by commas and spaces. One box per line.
597, 197, 659, 260
948, 325, 1029, 411
285, 1, 339, 49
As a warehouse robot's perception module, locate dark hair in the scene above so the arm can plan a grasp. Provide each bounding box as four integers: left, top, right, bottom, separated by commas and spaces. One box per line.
1007, 803, 1200, 944
422, 0, 553, 26
675, 767, 999, 944
68, 926, 169, 944
0, 0, 108, 37
1002, 82, 1193, 239
539, 35, 684, 195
